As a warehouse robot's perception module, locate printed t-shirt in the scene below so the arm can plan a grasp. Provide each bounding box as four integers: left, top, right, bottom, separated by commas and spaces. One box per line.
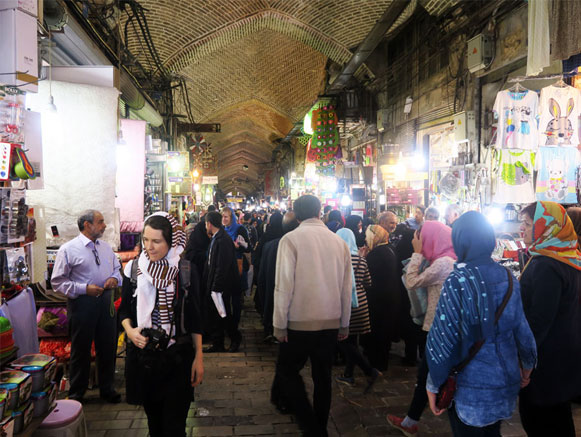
538, 85, 581, 147
494, 149, 536, 204
493, 89, 539, 150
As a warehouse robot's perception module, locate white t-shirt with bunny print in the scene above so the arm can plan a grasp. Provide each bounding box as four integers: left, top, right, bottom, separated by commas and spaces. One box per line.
538, 85, 581, 147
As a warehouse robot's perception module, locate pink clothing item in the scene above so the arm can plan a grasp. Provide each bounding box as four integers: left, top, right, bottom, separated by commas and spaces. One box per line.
420, 221, 456, 262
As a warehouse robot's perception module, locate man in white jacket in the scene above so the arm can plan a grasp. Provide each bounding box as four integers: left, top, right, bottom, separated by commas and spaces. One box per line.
273, 194, 352, 437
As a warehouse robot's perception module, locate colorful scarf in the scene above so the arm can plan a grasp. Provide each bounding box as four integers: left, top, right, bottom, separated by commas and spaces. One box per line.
134, 212, 186, 336
528, 201, 581, 271
420, 221, 457, 262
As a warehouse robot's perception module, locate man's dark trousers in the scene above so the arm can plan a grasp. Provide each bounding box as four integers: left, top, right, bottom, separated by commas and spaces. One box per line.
68, 290, 117, 398
275, 329, 337, 437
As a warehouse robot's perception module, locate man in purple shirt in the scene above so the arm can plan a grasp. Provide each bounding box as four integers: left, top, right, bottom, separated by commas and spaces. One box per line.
51, 210, 122, 403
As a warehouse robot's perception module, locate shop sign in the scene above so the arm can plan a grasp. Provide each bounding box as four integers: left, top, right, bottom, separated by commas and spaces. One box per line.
343, 161, 358, 168
202, 176, 218, 185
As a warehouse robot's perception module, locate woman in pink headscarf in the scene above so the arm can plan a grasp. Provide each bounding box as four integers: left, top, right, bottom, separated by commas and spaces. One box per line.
387, 220, 456, 436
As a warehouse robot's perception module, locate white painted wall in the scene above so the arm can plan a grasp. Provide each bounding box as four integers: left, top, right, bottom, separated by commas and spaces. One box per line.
26, 80, 121, 248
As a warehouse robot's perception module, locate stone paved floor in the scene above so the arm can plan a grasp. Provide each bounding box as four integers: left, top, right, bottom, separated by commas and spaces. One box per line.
80, 295, 581, 436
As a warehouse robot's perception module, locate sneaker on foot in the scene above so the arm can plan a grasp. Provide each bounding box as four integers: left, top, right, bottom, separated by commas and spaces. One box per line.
335, 374, 355, 386
387, 414, 418, 437
363, 368, 382, 394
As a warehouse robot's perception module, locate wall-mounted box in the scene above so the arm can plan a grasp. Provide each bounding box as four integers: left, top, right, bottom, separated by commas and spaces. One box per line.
0, 0, 37, 17
0, 8, 38, 92
453, 111, 476, 143
467, 34, 494, 73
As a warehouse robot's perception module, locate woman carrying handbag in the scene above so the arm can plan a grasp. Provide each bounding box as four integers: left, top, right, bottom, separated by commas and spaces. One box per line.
425, 211, 537, 436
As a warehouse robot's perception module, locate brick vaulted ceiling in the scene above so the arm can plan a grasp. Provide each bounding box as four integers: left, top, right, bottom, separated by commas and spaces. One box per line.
125, 0, 399, 194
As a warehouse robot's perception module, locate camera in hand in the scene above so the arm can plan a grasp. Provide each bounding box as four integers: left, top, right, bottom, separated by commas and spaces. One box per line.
141, 327, 170, 352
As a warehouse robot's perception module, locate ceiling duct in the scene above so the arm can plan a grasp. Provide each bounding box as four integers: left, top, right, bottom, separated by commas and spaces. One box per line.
43, 0, 162, 126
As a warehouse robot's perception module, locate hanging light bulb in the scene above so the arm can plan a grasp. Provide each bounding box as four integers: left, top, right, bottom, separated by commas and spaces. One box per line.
47, 95, 57, 112
47, 30, 57, 112
117, 128, 126, 145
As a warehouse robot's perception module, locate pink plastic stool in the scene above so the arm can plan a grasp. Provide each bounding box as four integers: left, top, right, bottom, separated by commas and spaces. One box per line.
32, 400, 87, 437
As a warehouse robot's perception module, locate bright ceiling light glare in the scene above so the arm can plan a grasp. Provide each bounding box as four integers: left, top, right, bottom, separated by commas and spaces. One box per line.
486, 207, 504, 226
340, 194, 352, 207
412, 153, 425, 170
192, 169, 199, 178
303, 111, 314, 135
280, 202, 287, 210
394, 162, 407, 179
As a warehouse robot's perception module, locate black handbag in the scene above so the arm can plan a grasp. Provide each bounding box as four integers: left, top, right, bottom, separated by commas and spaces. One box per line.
436, 267, 514, 410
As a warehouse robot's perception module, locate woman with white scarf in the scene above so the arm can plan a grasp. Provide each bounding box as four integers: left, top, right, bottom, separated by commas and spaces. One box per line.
119, 212, 204, 437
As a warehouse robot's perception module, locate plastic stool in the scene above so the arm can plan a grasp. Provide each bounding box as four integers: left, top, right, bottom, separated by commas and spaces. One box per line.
32, 400, 87, 437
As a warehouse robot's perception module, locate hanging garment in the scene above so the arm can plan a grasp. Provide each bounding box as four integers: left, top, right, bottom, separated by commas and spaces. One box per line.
494, 149, 536, 204
527, 0, 550, 76
0, 287, 39, 356
536, 147, 580, 204
549, 0, 581, 63
538, 85, 581, 147
493, 90, 539, 150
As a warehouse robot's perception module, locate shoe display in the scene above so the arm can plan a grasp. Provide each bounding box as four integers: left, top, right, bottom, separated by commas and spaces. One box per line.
386, 414, 419, 437
363, 368, 382, 394
335, 374, 355, 386
203, 345, 226, 353
100, 391, 122, 404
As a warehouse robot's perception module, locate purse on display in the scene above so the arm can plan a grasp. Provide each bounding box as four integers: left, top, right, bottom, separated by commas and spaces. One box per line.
435, 267, 514, 410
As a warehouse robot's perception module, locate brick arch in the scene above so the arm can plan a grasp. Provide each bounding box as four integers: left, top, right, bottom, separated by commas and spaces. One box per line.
166, 10, 373, 80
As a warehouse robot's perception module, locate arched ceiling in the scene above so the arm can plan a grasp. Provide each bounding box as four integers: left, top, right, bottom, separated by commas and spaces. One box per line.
125, 0, 399, 194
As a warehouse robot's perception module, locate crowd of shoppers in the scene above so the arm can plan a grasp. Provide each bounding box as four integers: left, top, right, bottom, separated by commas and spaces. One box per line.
51, 198, 581, 437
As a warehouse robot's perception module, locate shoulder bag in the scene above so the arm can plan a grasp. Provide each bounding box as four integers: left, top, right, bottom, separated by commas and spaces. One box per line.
436, 267, 514, 410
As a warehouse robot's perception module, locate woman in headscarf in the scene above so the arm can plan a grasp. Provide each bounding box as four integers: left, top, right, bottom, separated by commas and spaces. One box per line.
345, 215, 365, 248
335, 228, 381, 392
424, 211, 537, 436
326, 209, 344, 233
387, 221, 456, 436
364, 224, 400, 371
518, 201, 581, 437
119, 213, 204, 437
252, 211, 284, 314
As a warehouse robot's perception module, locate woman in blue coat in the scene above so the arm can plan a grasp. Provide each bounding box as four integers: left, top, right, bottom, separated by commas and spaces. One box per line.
425, 211, 537, 436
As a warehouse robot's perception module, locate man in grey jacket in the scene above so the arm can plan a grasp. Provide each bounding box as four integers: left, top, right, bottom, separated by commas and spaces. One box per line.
273, 195, 352, 437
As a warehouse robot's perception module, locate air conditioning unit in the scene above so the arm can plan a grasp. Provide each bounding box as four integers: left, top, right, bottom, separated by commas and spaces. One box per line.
377, 108, 389, 132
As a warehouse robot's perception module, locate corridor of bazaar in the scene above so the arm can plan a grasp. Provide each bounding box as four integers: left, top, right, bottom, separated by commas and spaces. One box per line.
1, 0, 581, 436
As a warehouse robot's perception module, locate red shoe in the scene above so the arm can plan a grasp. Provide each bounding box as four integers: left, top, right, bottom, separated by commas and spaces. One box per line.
386, 414, 418, 437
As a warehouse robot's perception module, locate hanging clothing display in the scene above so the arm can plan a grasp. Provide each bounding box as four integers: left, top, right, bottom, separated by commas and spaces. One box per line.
526, 0, 550, 76
538, 85, 581, 147
493, 89, 539, 150
494, 150, 536, 204
536, 147, 580, 204
549, 0, 581, 63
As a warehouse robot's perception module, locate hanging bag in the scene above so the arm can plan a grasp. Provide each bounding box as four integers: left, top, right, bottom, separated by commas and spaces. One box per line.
436, 267, 514, 410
